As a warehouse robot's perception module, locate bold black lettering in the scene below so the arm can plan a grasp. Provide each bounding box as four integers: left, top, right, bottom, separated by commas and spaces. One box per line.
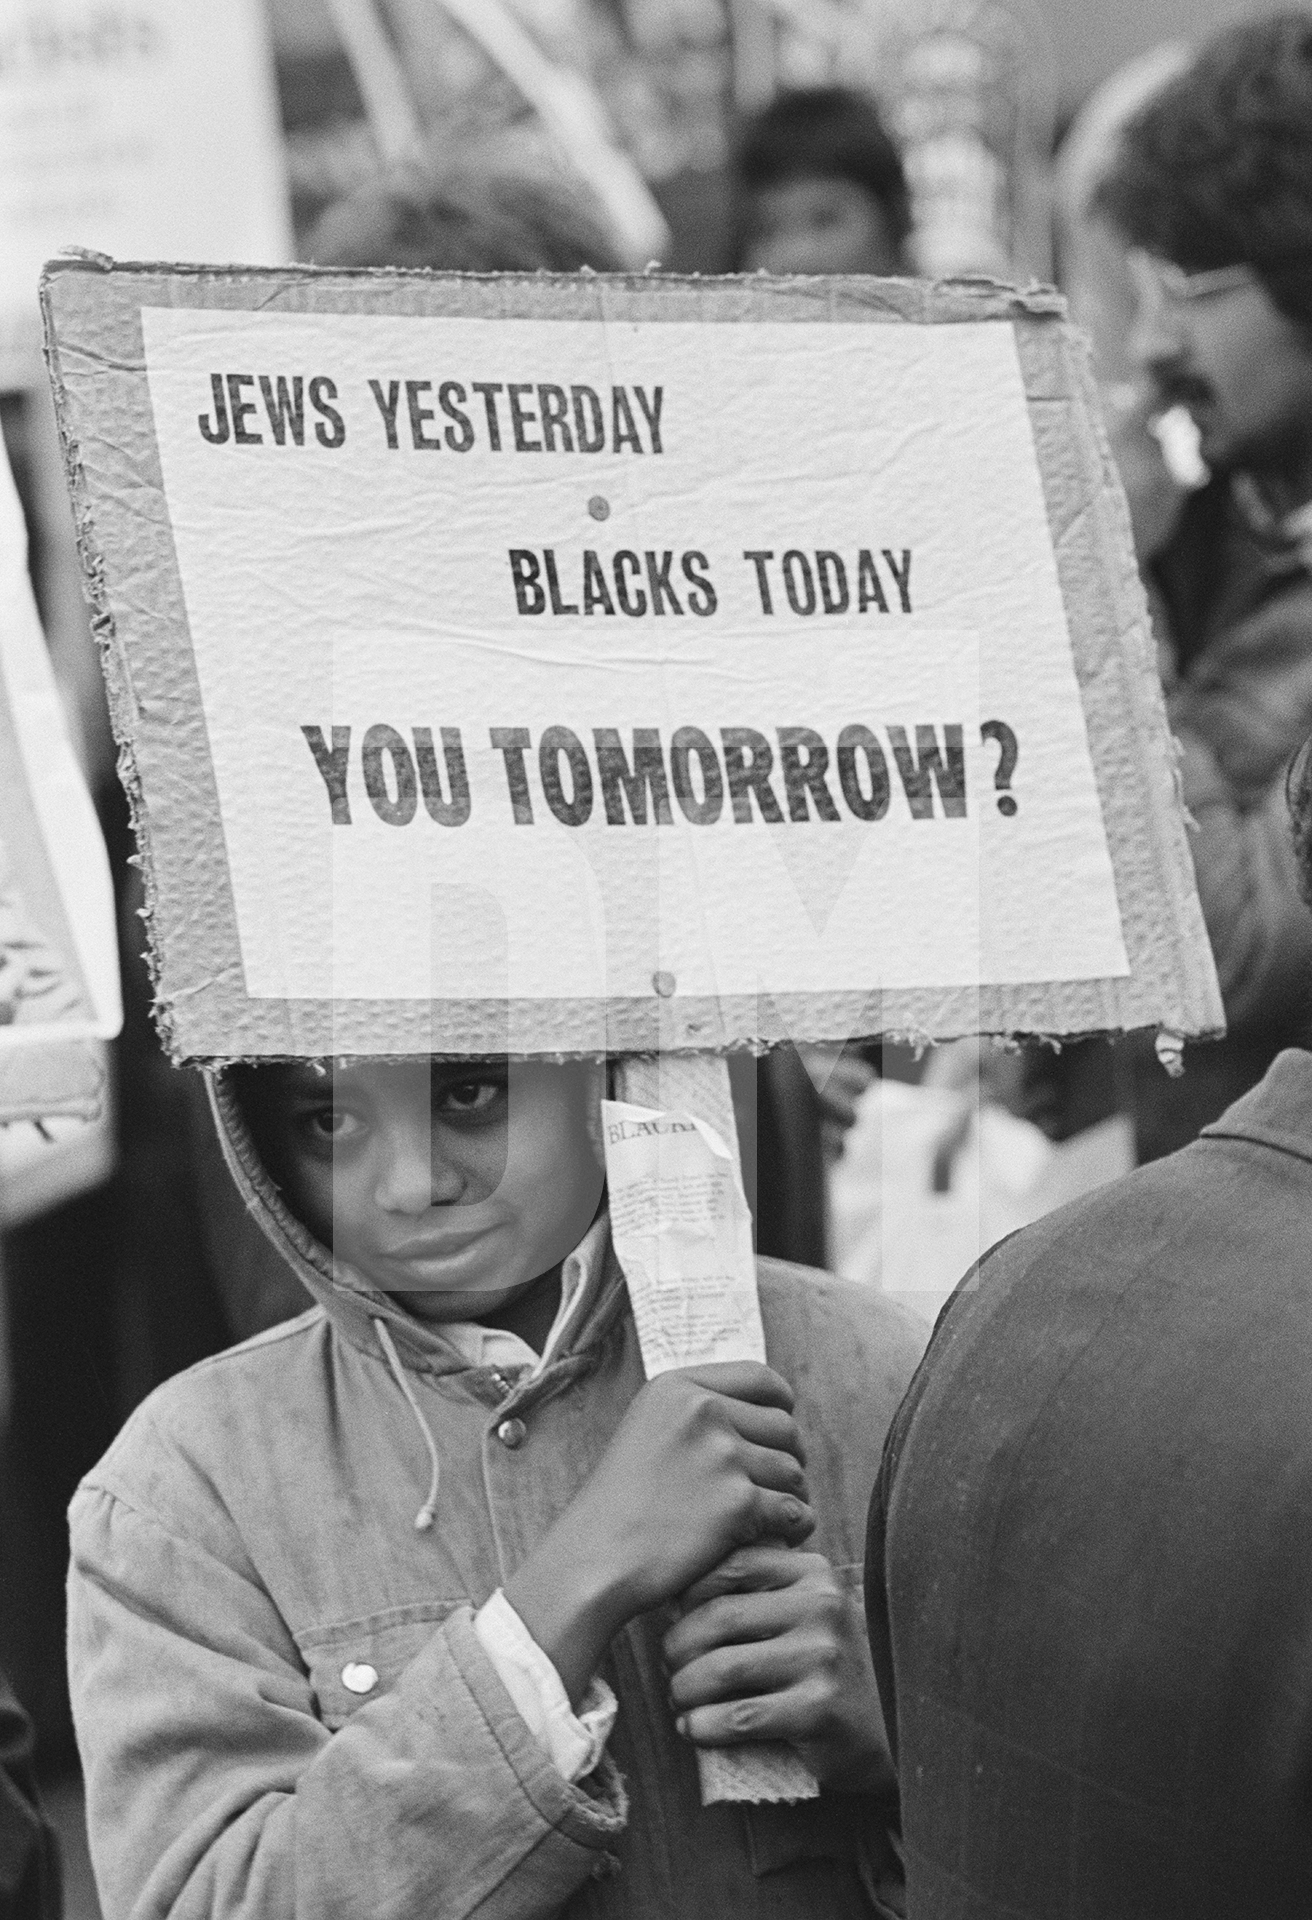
778, 727, 841, 822
720, 727, 785, 824
613, 551, 648, 616
413, 726, 471, 826
611, 387, 642, 453
259, 375, 305, 447
507, 382, 541, 452
301, 724, 351, 824
571, 385, 605, 453
836, 724, 890, 821
490, 726, 534, 823
439, 381, 474, 451
471, 381, 504, 450
633, 384, 664, 452
582, 550, 616, 615
644, 551, 683, 615
857, 550, 889, 613
681, 551, 717, 616
883, 547, 913, 612
406, 379, 440, 450
544, 550, 579, 615
594, 728, 673, 825
362, 723, 418, 826
888, 724, 967, 819
508, 550, 546, 616
310, 376, 346, 448
781, 550, 817, 617
743, 550, 775, 614
226, 374, 261, 444
538, 383, 573, 452
198, 372, 230, 444
669, 726, 724, 825
539, 726, 593, 826
368, 378, 401, 449
816, 551, 849, 615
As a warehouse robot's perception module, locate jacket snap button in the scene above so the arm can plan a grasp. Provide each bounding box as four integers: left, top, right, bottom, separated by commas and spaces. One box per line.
497, 1416, 527, 1449
341, 1662, 378, 1694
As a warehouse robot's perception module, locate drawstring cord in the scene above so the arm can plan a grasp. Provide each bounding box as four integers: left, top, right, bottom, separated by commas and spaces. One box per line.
373, 1317, 440, 1532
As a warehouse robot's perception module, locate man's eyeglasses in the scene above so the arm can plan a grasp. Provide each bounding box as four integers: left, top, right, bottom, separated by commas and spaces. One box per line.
1128, 250, 1256, 306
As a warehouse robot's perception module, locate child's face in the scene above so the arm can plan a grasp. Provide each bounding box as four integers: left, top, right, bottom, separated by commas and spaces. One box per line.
739, 176, 903, 276
251, 1059, 605, 1320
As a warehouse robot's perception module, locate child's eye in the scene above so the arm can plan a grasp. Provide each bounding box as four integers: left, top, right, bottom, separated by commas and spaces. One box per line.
436, 1078, 504, 1116
302, 1106, 362, 1142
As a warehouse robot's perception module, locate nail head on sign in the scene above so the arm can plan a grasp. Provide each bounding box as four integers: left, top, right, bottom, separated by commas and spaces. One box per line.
652, 970, 676, 998
588, 495, 610, 521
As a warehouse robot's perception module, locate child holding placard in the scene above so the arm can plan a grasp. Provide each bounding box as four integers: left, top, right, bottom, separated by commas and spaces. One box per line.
67, 1052, 920, 1919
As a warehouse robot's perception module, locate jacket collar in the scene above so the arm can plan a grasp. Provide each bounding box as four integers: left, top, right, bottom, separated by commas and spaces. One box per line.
1200, 1048, 1312, 1166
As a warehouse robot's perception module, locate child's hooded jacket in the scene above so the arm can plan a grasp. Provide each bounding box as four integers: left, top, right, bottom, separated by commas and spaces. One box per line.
68, 1071, 923, 1920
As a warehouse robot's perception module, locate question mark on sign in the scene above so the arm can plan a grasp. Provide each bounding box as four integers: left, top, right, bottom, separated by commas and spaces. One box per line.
980, 720, 1019, 816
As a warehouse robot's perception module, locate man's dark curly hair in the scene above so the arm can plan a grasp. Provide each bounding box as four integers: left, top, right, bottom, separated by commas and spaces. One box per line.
729, 87, 912, 270
1096, 12, 1312, 327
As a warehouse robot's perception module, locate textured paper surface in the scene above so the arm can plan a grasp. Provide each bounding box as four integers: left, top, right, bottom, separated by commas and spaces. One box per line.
43, 264, 1224, 1059
0, 0, 289, 390
0, 437, 119, 1102
603, 1099, 767, 1375
604, 1085, 818, 1807
139, 306, 1125, 1004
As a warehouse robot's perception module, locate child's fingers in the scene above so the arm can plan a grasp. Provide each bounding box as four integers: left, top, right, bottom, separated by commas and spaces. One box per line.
674, 1678, 821, 1751
664, 1579, 807, 1671
718, 1400, 807, 1464
679, 1361, 795, 1411
669, 1629, 808, 1712
749, 1489, 815, 1548
739, 1440, 809, 1500
678, 1544, 809, 1612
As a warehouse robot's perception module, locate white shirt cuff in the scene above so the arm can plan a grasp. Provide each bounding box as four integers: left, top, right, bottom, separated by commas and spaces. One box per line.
473, 1589, 617, 1784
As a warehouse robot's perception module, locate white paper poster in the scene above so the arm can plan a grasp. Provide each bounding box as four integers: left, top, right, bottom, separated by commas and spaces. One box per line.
139, 307, 1129, 1010
0, 436, 120, 1048
0, 0, 290, 388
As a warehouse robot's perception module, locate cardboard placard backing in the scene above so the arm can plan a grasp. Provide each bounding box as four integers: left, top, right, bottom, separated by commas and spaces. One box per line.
42, 259, 1222, 1061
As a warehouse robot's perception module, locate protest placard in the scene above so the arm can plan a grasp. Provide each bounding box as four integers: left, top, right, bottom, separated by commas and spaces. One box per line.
0, 430, 120, 1128
0, 1, 289, 390
42, 260, 1221, 1063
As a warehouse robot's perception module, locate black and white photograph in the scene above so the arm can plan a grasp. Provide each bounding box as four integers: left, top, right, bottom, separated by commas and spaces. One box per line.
2, 3, 1311, 1918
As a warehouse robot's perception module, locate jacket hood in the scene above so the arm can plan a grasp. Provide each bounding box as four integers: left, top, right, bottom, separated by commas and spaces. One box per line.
203, 1067, 624, 1382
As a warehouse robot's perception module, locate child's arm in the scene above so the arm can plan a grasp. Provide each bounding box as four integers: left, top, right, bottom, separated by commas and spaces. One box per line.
69, 1481, 628, 1920
661, 1544, 895, 1796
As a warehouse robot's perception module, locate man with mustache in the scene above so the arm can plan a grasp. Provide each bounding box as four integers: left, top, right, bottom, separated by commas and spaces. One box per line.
1073, 13, 1312, 1162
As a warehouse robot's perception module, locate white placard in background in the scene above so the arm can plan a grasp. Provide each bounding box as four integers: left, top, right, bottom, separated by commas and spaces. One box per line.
0, 0, 290, 388
0, 436, 120, 1045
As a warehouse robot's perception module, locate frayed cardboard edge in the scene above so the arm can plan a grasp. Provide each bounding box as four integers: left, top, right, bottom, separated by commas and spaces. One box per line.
40, 261, 176, 1058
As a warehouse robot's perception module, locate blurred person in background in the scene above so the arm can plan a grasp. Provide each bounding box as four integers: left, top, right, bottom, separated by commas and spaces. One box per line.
0, 1292, 59, 1920
1085, 12, 1312, 1163
727, 86, 913, 277
0, 1670, 58, 1919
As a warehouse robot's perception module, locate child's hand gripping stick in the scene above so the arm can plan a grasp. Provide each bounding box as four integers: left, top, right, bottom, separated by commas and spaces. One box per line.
607, 1055, 820, 1806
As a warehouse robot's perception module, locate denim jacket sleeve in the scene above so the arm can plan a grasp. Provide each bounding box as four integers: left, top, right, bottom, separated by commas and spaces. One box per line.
68, 1483, 626, 1920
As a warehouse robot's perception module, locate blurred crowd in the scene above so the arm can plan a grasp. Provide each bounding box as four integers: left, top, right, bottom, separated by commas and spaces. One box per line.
6, 3, 1312, 1915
